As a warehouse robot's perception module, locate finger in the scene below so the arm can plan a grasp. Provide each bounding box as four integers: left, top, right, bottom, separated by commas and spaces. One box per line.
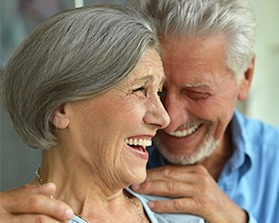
145, 165, 202, 182
148, 198, 196, 214
4, 183, 56, 197
132, 179, 195, 197
3, 214, 70, 223
131, 164, 210, 191
8, 195, 73, 221
2, 184, 74, 221
131, 166, 190, 192
29, 182, 57, 196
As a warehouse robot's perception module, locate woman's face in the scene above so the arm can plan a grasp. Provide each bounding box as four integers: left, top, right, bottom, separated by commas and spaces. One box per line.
61, 48, 170, 189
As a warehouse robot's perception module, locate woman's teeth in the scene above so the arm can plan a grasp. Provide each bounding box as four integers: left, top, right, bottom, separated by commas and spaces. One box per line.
125, 138, 152, 147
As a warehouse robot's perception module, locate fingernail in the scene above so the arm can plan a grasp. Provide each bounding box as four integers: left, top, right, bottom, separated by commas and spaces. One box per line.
148, 201, 155, 208
65, 209, 74, 219
44, 182, 55, 189
131, 184, 141, 190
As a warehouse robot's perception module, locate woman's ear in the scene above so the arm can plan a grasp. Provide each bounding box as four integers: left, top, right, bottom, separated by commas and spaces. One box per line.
50, 104, 70, 129
238, 56, 255, 101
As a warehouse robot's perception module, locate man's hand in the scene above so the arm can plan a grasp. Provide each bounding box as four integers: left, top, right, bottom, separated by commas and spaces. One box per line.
0, 183, 74, 223
132, 165, 248, 223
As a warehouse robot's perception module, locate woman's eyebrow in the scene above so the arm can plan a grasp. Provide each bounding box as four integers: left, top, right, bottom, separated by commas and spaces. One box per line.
130, 74, 165, 87
131, 75, 153, 84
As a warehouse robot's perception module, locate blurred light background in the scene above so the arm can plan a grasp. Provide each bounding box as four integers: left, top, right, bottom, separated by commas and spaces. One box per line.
1, 0, 278, 191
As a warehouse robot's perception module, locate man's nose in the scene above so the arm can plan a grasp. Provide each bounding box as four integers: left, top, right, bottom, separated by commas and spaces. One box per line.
163, 92, 190, 132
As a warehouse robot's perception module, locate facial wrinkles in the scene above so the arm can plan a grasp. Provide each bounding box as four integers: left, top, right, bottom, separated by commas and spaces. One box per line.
163, 81, 212, 135
217, 74, 239, 95
137, 48, 164, 79
165, 80, 224, 138
113, 49, 165, 134
123, 52, 165, 95
89, 98, 142, 190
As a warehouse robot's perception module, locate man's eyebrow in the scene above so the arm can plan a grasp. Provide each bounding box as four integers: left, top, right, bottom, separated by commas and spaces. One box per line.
183, 82, 213, 89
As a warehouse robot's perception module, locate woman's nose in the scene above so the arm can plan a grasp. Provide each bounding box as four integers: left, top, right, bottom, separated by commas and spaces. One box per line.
143, 95, 170, 129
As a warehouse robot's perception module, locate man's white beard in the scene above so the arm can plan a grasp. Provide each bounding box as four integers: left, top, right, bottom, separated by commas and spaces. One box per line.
155, 134, 218, 165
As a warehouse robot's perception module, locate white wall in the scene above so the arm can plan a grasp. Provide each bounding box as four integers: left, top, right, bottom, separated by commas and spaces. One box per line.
247, 0, 279, 128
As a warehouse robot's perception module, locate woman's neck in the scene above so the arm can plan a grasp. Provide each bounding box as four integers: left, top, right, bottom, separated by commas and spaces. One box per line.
32, 147, 149, 222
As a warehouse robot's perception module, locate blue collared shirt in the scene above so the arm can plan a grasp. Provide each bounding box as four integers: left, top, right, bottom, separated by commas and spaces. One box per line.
147, 109, 279, 223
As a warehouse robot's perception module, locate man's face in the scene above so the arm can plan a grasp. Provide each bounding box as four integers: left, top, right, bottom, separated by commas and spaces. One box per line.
155, 35, 243, 164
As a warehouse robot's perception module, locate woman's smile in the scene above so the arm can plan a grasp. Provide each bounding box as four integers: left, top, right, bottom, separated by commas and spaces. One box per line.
125, 136, 153, 160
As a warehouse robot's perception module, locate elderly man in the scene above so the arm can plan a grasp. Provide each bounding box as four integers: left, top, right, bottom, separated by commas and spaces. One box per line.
129, 0, 279, 223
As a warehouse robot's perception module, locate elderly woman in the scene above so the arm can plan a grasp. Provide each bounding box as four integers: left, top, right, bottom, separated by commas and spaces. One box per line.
1, 5, 172, 223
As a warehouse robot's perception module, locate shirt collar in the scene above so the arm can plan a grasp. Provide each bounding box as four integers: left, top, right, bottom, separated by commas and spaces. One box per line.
228, 109, 252, 174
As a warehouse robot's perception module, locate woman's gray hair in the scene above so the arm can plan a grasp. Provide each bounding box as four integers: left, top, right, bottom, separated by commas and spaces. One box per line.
129, 0, 257, 82
1, 5, 159, 150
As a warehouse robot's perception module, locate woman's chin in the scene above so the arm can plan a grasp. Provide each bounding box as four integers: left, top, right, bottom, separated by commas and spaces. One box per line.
126, 170, 147, 186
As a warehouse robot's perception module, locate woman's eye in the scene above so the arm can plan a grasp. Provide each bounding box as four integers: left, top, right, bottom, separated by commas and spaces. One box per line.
133, 86, 145, 92
132, 86, 147, 96
158, 87, 166, 100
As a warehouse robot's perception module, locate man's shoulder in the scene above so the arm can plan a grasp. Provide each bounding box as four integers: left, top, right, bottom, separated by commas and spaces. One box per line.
237, 111, 279, 137
234, 110, 279, 153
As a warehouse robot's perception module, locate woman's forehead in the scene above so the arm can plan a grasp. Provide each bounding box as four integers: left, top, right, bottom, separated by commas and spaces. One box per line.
127, 49, 165, 82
